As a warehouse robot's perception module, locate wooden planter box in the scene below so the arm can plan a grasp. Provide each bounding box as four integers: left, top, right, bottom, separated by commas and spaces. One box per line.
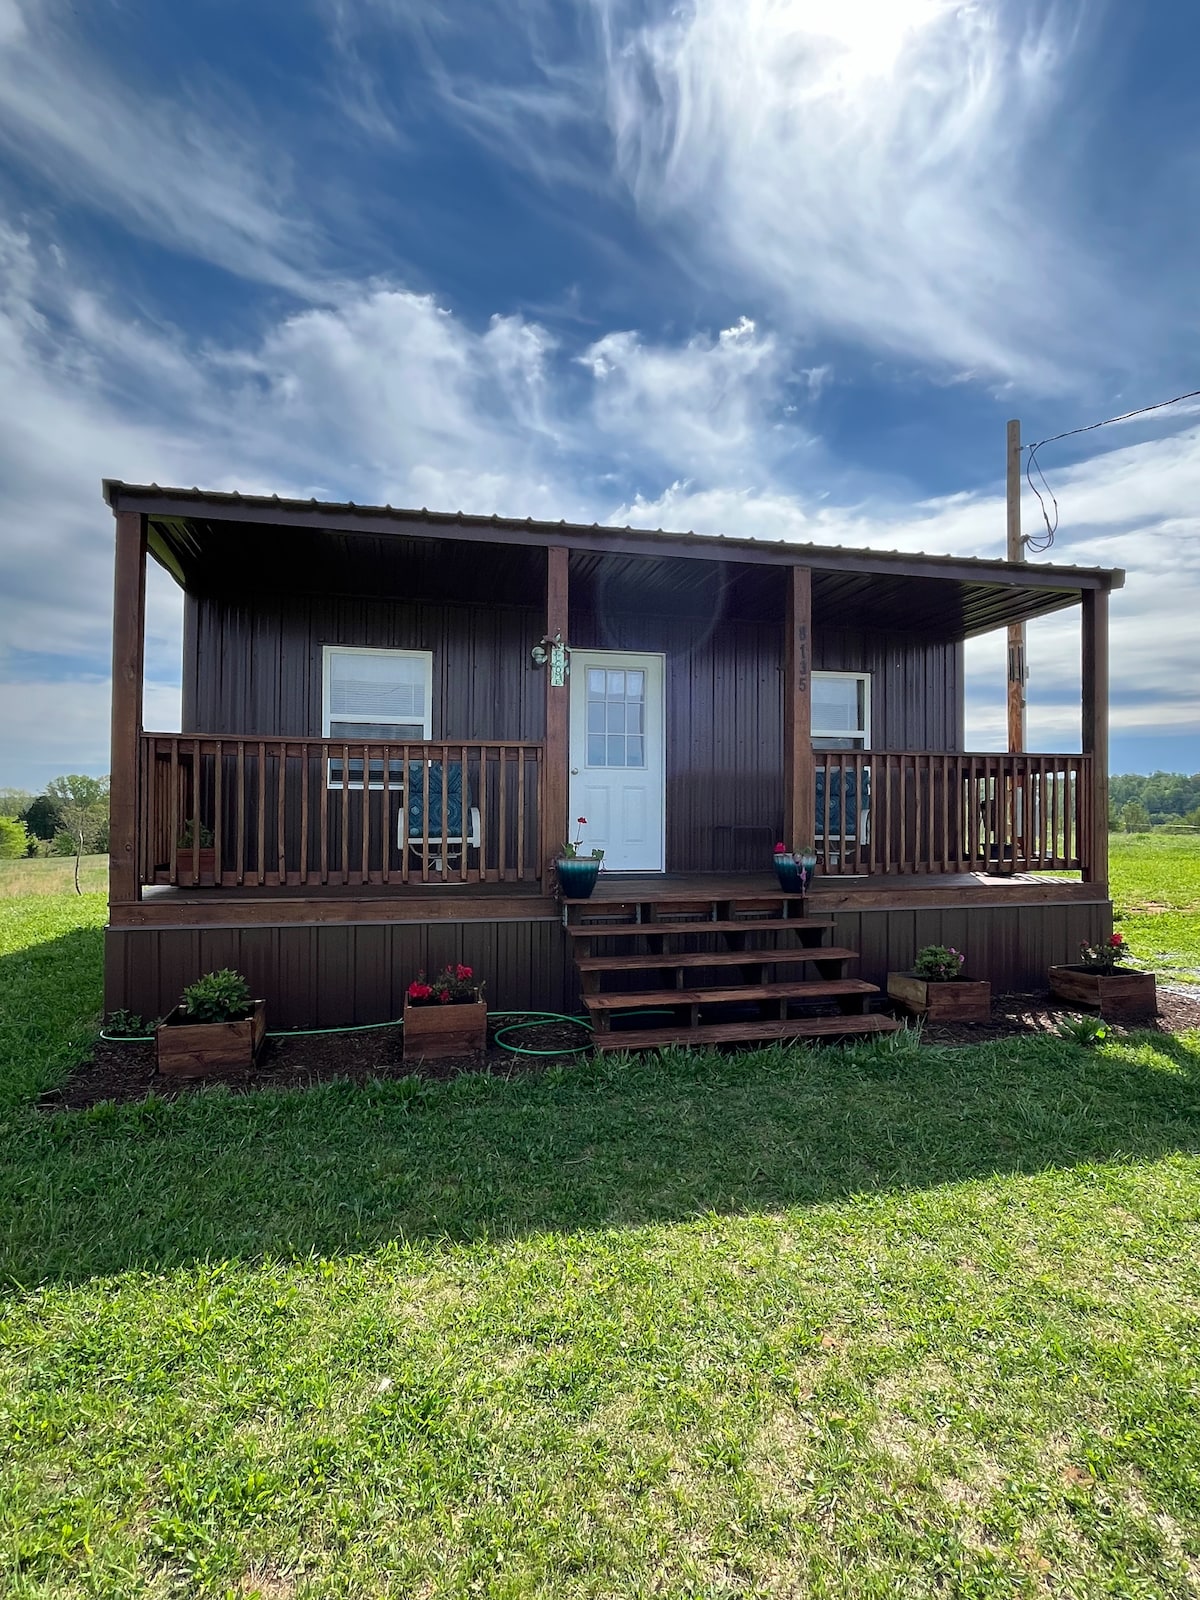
887, 973, 992, 1022
1048, 965, 1157, 1022
156, 999, 267, 1077
174, 847, 217, 885
403, 998, 487, 1062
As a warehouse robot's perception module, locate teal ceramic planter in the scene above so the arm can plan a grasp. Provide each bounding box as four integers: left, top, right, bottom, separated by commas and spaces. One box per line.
773, 852, 817, 894
556, 857, 601, 899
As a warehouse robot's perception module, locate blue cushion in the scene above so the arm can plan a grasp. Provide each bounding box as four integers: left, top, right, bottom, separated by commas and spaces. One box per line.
815, 767, 870, 834
406, 761, 464, 838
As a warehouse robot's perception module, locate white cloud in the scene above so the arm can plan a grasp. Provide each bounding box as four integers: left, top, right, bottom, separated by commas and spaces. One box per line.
0, 0, 320, 291
0, 678, 180, 791
396, 0, 1120, 385
592, 0, 1108, 381
580, 317, 791, 476
0, 226, 1197, 786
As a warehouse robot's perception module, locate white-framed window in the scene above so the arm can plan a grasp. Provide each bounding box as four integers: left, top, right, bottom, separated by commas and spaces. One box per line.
322, 646, 433, 787
812, 672, 870, 750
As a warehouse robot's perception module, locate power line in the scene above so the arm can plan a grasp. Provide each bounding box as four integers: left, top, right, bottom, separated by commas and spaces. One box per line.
1023, 385, 1200, 553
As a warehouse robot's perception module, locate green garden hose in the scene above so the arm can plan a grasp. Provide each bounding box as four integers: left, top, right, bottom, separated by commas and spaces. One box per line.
98, 1017, 407, 1043
100, 1008, 676, 1056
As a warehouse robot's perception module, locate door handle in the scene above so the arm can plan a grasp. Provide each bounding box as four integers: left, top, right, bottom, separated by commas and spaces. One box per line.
570, 768, 579, 774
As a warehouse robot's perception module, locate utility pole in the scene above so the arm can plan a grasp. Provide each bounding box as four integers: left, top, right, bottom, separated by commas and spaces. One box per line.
1006, 418, 1026, 751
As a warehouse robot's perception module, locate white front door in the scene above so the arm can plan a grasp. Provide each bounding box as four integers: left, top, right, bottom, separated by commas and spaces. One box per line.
569, 651, 665, 871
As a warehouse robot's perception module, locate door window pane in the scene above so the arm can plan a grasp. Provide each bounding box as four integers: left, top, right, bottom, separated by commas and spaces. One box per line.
585, 662, 648, 767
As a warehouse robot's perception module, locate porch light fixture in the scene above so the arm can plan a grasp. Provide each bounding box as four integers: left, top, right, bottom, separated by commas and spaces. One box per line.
531, 632, 570, 686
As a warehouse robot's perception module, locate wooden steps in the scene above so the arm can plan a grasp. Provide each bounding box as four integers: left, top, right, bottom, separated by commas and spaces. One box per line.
567, 916, 832, 939
585, 978, 878, 1012
576, 946, 860, 974
565, 887, 898, 1053
593, 1014, 900, 1053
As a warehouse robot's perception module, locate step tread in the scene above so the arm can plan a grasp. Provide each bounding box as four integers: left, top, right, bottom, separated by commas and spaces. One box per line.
577, 946, 860, 973
583, 978, 880, 1011
564, 889, 811, 907
593, 1015, 902, 1052
567, 916, 833, 939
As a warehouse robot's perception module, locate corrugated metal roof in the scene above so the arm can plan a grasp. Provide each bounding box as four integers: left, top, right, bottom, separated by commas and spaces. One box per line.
102, 479, 1126, 590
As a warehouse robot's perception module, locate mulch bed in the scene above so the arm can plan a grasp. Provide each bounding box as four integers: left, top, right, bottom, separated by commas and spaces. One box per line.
39, 991, 1200, 1112
917, 984, 1200, 1046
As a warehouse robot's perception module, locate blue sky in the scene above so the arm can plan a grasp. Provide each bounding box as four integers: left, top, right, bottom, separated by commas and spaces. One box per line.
1, 0, 1199, 787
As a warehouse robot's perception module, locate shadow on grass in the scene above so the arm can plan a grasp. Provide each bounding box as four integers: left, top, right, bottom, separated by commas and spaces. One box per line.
3, 1023, 1200, 1287
0, 922, 105, 1113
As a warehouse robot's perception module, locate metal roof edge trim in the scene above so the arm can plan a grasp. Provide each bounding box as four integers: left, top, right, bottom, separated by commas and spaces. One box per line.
102, 479, 1127, 590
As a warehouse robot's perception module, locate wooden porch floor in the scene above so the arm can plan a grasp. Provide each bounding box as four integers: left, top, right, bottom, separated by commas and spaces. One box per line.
113, 868, 1104, 930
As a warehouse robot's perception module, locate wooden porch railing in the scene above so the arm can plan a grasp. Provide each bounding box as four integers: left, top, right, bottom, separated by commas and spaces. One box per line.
813, 751, 1093, 876
141, 735, 544, 888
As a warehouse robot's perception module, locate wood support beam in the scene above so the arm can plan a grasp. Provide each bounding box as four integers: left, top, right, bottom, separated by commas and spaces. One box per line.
542, 546, 570, 883
1081, 587, 1109, 888
1006, 418, 1027, 752
109, 510, 147, 906
783, 566, 816, 848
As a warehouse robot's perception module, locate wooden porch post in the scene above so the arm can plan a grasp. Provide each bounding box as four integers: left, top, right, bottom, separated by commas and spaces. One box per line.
542, 546, 570, 883
109, 509, 147, 906
783, 566, 816, 849
1081, 587, 1109, 889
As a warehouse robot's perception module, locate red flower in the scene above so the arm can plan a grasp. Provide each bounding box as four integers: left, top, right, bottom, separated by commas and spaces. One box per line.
1108, 933, 1124, 947
407, 981, 433, 1002
774, 842, 787, 853
438, 989, 451, 1004
577, 816, 587, 824
456, 964, 473, 981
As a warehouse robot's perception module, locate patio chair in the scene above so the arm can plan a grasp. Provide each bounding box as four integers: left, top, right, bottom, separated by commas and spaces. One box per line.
814, 766, 871, 864
397, 759, 481, 872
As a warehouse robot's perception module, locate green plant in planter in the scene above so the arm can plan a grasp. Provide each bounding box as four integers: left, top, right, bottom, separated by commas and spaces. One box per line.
406, 964, 484, 1007
177, 820, 215, 849
913, 944, 965, 982
559, 817, 604, 861
1078, 933, 1131, 974
182, 968, 252, 1023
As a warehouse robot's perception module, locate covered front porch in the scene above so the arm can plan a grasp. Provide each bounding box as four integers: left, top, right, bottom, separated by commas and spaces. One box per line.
105, 482, 1119, 929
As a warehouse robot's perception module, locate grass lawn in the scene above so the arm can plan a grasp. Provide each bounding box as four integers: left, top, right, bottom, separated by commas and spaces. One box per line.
2, 889, 1200, 1595
0, 855, 107, 898
1110, 835, 1200, 985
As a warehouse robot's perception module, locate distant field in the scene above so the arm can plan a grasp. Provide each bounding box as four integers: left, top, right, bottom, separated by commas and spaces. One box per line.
0, 854, 107, 897
1109, 834, 1200, 985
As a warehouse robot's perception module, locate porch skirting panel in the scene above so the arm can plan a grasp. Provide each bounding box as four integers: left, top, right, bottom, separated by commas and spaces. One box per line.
105, 918, 576, 1030
106, 892, 1110, 1032
831, 898, 1112, 995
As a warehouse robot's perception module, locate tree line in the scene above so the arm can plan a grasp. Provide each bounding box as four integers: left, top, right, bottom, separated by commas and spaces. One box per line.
1108, 772, 1200, 832
0, 777, 110, 892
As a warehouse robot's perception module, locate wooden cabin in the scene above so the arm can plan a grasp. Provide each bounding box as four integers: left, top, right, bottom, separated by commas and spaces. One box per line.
103, 481, 1122, 1049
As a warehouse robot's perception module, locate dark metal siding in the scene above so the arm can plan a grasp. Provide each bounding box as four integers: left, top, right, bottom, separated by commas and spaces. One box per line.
182, 588, 961, 874
184, 592, 545, 742
815, 630, 963, 751
570, 606, 962, 871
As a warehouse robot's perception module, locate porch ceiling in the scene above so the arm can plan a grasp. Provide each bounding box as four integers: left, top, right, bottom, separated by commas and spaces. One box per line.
119, 484, 1120, 640
566, 551, 1083, 637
